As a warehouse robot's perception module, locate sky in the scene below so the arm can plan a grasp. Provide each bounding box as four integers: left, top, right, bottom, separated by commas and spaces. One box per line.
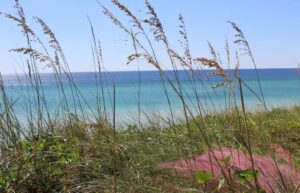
1, 0, 300, 74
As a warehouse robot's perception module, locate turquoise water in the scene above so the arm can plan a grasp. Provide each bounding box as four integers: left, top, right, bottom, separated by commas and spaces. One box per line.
1, 69, 300, 123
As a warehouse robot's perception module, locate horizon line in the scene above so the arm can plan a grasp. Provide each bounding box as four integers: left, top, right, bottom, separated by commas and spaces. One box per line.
1, 67, 298, 76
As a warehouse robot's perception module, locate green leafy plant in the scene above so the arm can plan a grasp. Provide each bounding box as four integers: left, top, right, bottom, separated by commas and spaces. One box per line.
234, 169, 259, 183
220, 155, 232, 165
0, 135, 81, 192
194, 170, 214, 184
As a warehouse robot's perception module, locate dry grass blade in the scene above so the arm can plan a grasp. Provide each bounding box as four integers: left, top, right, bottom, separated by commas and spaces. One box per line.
127, 53, 142, 65
194, 57, 231, 86
143, 0, 167, 42
234, 51, 240, 76
127, 53, 161, 70
178, 14, 192, 64
0, 12, 35, 37
228, 21, 248, 48
10, 48, 52, 64
34, 17, 61, 52
98, 1, 130, 34
194, 58, 221, 69
207, 42, 218, 61
229, 20, 267, 110
12, 0, 37, 38
225, 39, 231, 69
168, 49, 191, 69
111, 0, 143, 31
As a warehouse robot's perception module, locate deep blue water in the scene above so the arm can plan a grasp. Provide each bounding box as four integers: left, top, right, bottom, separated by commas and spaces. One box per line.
1, 68, 300, 122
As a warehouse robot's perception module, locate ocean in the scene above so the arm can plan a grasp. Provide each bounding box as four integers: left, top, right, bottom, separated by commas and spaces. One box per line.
1, 68, 300, 124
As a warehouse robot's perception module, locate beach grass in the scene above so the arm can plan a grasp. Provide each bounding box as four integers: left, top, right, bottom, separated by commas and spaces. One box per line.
1, 106, 300, 192
1, 1, 300, 193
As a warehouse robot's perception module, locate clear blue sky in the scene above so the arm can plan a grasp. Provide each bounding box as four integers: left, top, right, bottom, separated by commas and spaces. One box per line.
1, 0, 300, 74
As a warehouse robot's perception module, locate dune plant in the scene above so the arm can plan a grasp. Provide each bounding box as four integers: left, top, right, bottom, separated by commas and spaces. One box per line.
0, 1, 299, 193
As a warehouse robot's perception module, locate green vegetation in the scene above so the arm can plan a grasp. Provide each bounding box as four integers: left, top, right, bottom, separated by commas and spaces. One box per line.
1, 107, 300, 192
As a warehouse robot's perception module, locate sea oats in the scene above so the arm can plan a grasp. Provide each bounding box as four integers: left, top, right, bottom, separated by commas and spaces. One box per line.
111, 0, 144, 32
10, 48, 51, 64
34, 17, 61, 52
143, 0, 167, 43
